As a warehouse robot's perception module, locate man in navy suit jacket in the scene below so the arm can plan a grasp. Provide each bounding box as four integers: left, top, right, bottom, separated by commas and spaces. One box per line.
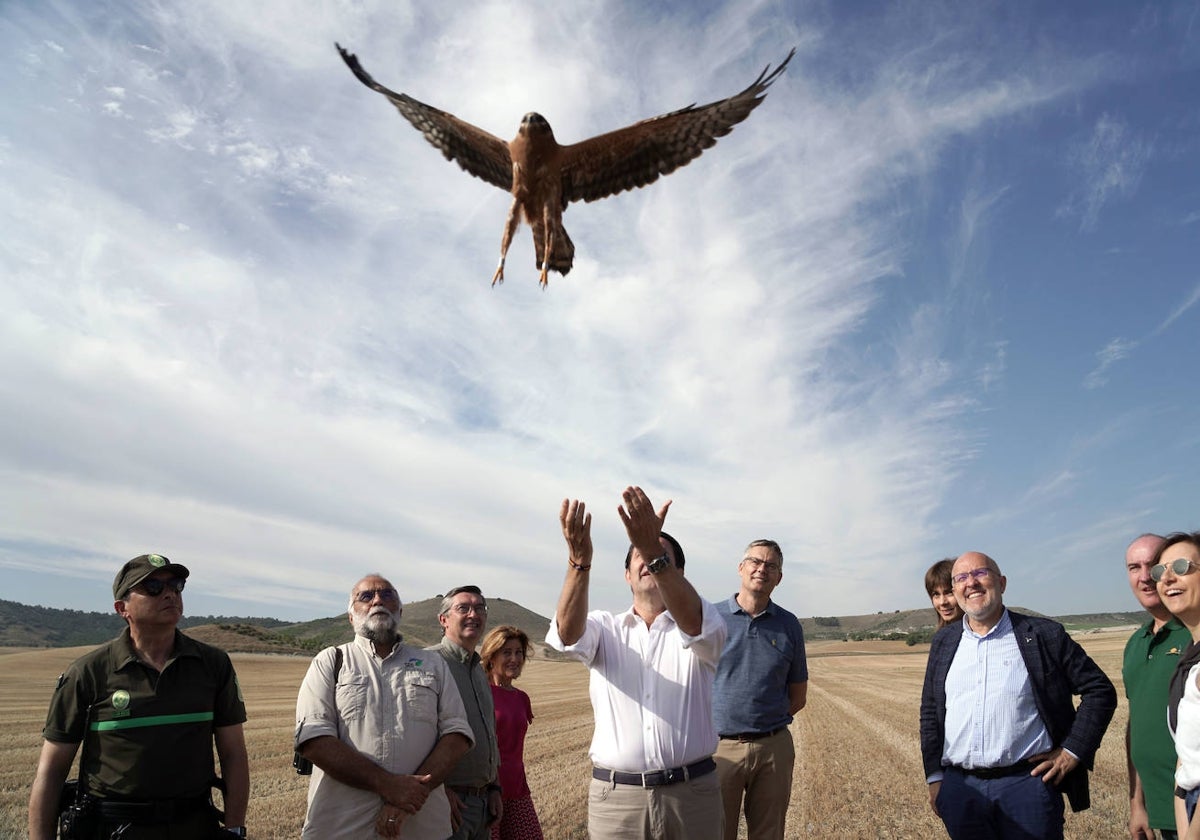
919, 552, 1116, 840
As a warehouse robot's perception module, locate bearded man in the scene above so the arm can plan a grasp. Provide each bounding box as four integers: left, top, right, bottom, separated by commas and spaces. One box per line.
295, 574, 474, 839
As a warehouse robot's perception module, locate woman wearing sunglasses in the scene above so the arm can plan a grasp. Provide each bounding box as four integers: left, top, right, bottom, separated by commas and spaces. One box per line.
1153, 531, 1200, 840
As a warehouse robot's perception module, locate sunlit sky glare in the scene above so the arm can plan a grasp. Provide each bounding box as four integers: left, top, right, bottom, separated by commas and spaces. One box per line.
2, 0, 1198, 625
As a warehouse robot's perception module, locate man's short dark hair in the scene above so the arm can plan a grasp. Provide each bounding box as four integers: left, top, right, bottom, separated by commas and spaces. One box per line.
624, 531, 685, 571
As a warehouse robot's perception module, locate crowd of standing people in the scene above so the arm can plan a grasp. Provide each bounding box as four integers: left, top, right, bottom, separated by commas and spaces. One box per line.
24, 493, 1200, 840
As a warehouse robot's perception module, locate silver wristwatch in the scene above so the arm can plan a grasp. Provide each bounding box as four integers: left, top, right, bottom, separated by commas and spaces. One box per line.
645, 553, 671, 575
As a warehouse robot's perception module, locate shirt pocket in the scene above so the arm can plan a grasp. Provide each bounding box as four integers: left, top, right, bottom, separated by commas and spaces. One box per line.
336, 675, 369, 723
403, 672, 439, 724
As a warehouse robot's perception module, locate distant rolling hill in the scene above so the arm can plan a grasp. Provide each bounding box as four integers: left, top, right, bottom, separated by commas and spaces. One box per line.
0, 596, 559, 658
1, 597, 1146, 654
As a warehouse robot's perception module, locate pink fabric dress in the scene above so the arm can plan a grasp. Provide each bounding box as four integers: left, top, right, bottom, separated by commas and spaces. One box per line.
489, 684, 544, 840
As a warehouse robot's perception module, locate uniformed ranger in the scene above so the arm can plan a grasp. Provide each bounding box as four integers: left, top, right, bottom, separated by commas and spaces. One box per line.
27, 553, 250, 839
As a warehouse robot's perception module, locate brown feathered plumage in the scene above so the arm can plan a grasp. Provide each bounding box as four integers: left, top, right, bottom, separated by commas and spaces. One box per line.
336, 44, 794, 287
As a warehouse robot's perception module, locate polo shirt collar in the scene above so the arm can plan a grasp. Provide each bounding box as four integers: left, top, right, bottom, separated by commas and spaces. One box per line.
728, 594, 774, 616
109, 627, 196, 671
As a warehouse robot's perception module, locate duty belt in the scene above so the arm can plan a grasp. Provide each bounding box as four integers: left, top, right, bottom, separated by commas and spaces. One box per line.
95, 795, 211, 823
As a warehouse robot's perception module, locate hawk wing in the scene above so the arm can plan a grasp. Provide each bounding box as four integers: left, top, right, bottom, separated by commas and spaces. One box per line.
560, 49, 795, 204
337, 44, 513, 191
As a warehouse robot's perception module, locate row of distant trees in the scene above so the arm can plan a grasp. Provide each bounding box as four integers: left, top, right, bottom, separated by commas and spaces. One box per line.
810, 614, 933, 646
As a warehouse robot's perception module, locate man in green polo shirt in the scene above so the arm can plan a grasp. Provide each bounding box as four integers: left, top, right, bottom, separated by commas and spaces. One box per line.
1124, 533, 1191, 840
27, 553, 249, 839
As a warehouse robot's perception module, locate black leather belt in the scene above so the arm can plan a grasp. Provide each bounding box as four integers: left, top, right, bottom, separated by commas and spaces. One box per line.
449, 784, 491, 798
95, 795, 211, 822
719, 726, 787, 742
592, 757, 716, 787
955, 763, 1031, 780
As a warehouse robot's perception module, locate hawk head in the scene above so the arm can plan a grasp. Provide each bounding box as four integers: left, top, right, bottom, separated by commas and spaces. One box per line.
519, 112, 554, 138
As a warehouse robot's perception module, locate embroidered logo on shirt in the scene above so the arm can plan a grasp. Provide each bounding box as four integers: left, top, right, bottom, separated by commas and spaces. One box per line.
404, 658, 424, 668
1170, 647, 1183, 656
112, 689, 131, 718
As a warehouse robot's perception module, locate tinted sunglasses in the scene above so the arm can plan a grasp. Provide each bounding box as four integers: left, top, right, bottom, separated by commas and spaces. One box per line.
135, 577, 187, 597
1150, 558, 1200, 583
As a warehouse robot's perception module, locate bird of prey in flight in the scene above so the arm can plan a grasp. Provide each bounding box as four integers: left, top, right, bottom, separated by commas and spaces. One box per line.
337, 44, 794, 288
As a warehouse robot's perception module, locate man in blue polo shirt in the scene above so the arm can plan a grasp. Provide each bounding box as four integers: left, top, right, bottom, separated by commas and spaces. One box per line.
712, 539, 808, 840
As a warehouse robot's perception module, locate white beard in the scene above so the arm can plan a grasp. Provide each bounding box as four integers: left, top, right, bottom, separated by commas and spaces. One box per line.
352, 608, 401, 644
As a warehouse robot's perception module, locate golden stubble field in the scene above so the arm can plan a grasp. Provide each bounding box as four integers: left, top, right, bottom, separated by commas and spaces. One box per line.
0, 629, 1137, 838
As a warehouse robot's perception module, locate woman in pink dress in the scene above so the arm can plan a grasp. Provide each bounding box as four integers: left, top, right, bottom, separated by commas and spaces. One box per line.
480, 625, 545, 840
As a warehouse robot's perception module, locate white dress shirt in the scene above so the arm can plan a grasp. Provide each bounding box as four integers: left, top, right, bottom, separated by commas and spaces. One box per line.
1175, 662, 1200, 790
546, 599, 726, 773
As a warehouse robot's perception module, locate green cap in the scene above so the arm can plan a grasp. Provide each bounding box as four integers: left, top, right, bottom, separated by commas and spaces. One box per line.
112, 554, 190, 599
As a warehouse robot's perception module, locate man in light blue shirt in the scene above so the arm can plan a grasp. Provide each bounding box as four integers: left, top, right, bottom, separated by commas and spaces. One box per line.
712, 539, 807, 840
919, 552, 1117, 840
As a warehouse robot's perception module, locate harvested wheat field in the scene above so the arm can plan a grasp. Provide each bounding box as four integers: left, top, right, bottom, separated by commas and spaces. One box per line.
0, 630, 1135, 838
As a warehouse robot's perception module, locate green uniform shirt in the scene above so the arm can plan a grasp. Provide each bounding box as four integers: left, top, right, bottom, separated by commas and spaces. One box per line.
43, 627, 247, 800
1123, 617, 1191, 830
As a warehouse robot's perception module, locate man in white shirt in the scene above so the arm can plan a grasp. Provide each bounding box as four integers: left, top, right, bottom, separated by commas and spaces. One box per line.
546, 486, 727, 840
295, 574, 474, 839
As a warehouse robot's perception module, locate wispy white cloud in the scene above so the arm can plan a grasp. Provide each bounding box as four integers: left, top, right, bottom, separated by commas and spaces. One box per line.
1, 0, 1195, 621
1084, 337, 1139, 389
1154, 282, 1200, 335
1058, 112, 1152, 231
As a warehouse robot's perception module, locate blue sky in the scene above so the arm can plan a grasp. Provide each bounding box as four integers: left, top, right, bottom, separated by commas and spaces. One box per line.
1, 0, 1198, 624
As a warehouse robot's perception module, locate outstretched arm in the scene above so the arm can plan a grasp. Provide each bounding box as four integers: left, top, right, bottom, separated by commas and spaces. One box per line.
554, 498, 593, 646
618, 486, 703, 634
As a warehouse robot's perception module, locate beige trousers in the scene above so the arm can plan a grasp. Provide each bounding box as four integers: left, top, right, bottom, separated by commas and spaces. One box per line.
714, 728, 795, 840
587, 767, 722, 840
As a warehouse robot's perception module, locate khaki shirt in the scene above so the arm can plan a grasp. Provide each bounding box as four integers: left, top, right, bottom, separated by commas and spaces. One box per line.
296, 635, 473, 839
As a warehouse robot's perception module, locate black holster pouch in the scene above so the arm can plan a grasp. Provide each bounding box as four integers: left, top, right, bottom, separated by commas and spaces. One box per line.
57, 780, 97, 839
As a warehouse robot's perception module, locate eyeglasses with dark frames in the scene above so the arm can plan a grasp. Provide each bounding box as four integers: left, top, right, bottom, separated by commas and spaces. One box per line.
742, 557, 781, 574
1150, 558, 1200, 583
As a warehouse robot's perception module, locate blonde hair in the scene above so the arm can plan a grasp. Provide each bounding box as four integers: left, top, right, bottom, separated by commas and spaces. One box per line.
480, 625, 531, 674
